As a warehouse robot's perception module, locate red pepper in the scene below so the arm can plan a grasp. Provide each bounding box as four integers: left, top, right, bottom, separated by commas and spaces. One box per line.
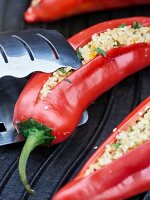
13, 17, 150, 193
52, 96, 150, 200
24, 0, 150, 23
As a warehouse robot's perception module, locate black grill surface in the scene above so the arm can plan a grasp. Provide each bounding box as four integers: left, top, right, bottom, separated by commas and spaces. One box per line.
0, 1, 150, 200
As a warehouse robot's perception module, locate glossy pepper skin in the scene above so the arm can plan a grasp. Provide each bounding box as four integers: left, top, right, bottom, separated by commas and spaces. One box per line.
53, 97, 150, 200
13, 17, 150, 193
24, 0, 150, 23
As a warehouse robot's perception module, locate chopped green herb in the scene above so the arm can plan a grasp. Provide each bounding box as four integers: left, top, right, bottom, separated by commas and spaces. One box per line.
59, 67, 66, 74
133, 21, 142, 29
95, 47, 106, 57
118, 23, 126, 28
112, 142, 121, 148
77, 49, 83, 60
130, 126, 135, 131
113, 41, 121, 47
136, 119, 140, 123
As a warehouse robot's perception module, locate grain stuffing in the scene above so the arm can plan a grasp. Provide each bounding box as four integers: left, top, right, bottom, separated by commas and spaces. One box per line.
40, 66, 73, 99
40, 22, 150, 99
78, 22, 150, 64
85, 107, 150, 176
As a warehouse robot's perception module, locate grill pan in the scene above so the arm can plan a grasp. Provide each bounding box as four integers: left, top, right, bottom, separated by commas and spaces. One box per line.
0, 1, 150, 200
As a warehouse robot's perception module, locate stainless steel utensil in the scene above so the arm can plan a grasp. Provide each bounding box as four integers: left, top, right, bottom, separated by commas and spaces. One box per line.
0, 29, 88, 145
0, 29, 81, 78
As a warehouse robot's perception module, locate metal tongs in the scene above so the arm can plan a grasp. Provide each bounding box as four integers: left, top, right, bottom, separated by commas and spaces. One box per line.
0, 29, 88, 146
0, 29, 81, 77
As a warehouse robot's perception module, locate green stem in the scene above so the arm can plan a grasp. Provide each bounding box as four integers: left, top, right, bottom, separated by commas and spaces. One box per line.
18, 118, 54, 194
19, 134, 42, 194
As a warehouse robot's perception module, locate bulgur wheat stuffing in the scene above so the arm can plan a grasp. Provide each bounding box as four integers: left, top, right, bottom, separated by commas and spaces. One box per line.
40, 66, 73, 99
85, 107, 150, 176
40, 21, 150, 100
78, 22, 150, 64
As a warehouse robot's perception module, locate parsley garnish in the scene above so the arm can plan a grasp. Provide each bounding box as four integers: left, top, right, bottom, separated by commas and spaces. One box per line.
95, 47, 106, 57
118, 23, 126, 28
112, 142, 121, 148
133, 21, 141, 29
113, 41, 121, 47
77, 49, 83, 61
59, 67, 66, 74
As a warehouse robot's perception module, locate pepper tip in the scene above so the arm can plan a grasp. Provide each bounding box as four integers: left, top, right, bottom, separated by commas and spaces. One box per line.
24, 8, 38, 23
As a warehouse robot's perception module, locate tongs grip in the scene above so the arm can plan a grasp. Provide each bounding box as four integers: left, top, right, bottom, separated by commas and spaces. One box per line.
0, 29, 81, 78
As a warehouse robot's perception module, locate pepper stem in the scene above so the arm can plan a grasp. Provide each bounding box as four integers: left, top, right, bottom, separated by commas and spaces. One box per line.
18, 118, 54, 194
19, 134, 42, 194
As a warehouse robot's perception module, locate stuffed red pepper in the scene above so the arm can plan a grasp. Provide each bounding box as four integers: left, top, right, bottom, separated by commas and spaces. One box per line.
53, 96, 150, 200
13, 17, 150, 193
24, 0, 150, 22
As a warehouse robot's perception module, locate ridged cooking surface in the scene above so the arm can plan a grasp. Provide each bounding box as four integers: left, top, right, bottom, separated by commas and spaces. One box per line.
0, 1, 150, 200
